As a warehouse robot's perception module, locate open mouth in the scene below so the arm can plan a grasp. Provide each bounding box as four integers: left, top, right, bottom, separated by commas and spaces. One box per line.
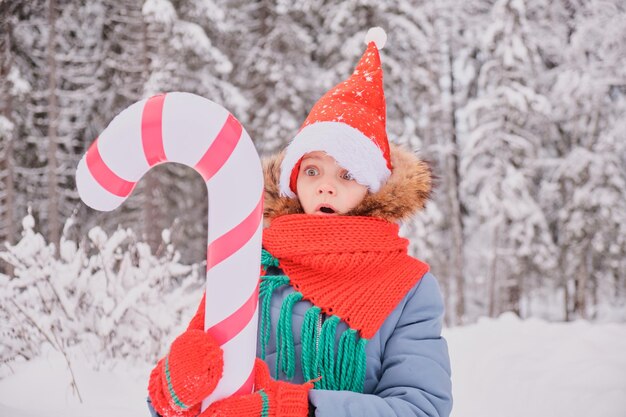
316, 204, 337, 214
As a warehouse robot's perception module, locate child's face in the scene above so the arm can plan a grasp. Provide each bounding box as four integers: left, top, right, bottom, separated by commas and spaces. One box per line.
296, 151, 368, 215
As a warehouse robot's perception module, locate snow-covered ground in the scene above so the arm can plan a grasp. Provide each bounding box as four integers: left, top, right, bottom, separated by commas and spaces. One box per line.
445, 313, 626, 417
1, 313, 625, 417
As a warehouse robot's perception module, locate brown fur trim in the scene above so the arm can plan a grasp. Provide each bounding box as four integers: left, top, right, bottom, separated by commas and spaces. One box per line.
262, 143, 432, 223
262, 151, 304, 224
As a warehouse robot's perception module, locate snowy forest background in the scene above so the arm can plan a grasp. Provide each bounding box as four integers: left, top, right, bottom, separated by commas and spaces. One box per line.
1, 0, 625, 371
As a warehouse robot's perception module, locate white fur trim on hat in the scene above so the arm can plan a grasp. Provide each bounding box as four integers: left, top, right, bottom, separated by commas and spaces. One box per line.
279, 121, 392, 198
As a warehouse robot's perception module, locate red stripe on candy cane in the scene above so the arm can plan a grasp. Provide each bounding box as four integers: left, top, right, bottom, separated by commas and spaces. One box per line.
142, 94, 167, 166
86, 138, 136, 197
206, 284, 259, 346
233, 366, 255, 396
206, 194, 263, 269
195, 114, 242, 181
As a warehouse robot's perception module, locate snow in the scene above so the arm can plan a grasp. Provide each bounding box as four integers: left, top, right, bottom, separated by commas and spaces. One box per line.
1, 314, 625, 417
2, 1, 625, 415
0, 345, 151, 417
142, 0, 177, 25
444, 313, 626, 417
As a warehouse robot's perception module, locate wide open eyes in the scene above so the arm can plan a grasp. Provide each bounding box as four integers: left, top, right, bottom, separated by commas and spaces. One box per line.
302, 164, 354, 181
304, 166, 319, 176
341, 170, 355, 181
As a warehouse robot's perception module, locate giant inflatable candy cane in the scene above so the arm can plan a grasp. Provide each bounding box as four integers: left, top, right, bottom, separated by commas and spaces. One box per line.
76, 92, 263, 408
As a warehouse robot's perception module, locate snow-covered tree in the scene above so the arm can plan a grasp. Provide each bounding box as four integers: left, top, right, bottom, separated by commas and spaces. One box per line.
123, 0, 245, 262
8, 0, 105, 250
204, 0, 323, 154
536, 0, 626, 319
1, 0, 624, 325
459, 0, 557, 318
0, 212, 203, 375
0, 2, 32, 249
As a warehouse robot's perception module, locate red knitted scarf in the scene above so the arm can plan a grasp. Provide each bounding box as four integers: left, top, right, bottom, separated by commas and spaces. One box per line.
262, 214, 429, 339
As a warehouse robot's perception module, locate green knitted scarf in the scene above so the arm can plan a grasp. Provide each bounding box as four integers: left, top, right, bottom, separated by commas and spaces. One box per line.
259, 249, 368, 392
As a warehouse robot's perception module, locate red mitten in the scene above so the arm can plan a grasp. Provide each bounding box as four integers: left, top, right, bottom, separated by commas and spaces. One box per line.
148, 328, 224, 417
200, 358, 311, 417
186, 294, 206, 332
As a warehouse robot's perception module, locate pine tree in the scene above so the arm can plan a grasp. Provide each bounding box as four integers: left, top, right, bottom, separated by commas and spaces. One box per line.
5, 1, 48, 251
460, 0, 557, 317
537, 0, 626, 319
8, 0, 105, 252
394, 0, 469, 324
139, 0, 244, 263
0, 2, 31, 251
2, 0, 624, 325
210, 0, 324, 154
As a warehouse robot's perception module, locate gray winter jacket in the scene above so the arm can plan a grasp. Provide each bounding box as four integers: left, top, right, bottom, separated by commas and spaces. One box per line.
149, 144, 452, 417
256, 143, 452, 417
261, 266, 452, 417
147, 269, 452, 417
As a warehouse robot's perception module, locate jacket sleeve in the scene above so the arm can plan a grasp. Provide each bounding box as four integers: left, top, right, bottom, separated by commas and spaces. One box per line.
308, 272, 453, 417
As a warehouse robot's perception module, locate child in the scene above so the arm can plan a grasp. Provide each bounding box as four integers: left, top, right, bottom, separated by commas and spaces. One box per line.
147, 27, 452, 417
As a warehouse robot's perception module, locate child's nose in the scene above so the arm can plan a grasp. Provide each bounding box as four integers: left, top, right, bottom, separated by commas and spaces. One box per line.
317, 182, 336, 195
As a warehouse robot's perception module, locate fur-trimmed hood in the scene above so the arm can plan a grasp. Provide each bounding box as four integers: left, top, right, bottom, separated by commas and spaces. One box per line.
262, 143, 432, 223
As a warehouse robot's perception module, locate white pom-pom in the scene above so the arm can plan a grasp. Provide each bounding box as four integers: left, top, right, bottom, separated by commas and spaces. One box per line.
364, 27, 387, 50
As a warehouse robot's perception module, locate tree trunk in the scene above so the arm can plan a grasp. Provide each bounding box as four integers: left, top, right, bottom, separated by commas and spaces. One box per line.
440, 261, 452, 327
517, 274, 525, 318
564, 281, 570, 321
446, 39, 466, 325
140, 13, 161, 251
488, 223, 500, 317
574, 243, 589, 319
47, 0, 60, 253
562, 243, 573, 321
508, 280, 521, 317
590, 263, 598, 320
4, 130, 14, 244
0, 20, 15, 246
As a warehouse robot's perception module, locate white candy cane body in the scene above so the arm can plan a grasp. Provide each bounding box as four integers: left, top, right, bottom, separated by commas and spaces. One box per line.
76, 92, 263, 408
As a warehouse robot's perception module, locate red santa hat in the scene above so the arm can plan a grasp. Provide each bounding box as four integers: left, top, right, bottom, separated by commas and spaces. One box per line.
280, 27, 393, 198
